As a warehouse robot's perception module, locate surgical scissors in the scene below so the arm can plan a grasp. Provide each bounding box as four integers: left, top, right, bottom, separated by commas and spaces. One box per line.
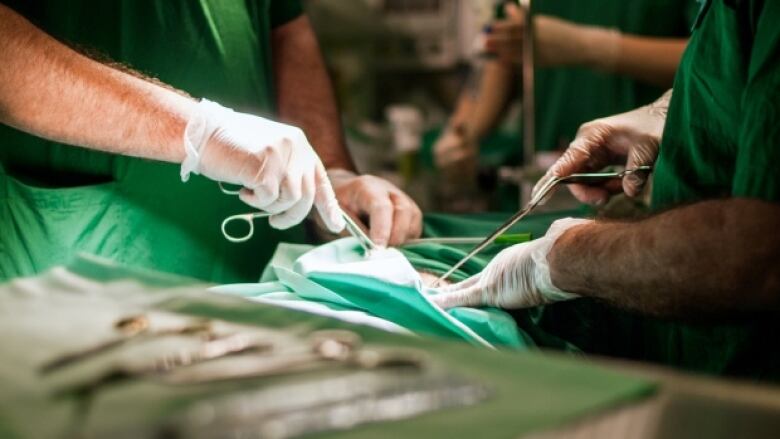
432, 166, 653, 286
219, 183, 273, 243
219, 183, 378, 253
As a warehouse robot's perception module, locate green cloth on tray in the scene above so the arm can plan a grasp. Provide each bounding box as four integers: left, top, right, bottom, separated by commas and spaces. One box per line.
0, 255, 654, 438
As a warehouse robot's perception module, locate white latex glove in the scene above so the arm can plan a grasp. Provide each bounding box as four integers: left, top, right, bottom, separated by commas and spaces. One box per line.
181, 99, 345, 232
484, 3, 621, 68
432, 218, 591, 309
533, 90, 672, 205
433, 124, 478, 170
328, 169, 422, 247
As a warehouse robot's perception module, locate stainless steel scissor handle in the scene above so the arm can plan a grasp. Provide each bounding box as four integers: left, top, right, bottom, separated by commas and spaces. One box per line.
221, 212, 273, 243
219, 182, 273, 243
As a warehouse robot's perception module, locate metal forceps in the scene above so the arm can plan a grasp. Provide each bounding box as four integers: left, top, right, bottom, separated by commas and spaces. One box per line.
219, 183, 378, 253
432, 166, 653, 286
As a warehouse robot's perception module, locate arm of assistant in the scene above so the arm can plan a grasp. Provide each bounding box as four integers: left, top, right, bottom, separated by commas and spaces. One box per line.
434, 61, 515, 169
0, 4, 343, 231
270, 15, 354, 171
488, 4, 687, 88
0, 3, 192, 162
550, 199, 780, 318
271, 16, 421, 246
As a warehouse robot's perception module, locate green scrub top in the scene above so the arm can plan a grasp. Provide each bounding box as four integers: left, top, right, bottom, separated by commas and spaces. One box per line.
533, 0, 700, 151
0, 0, 306, 283
640, 0, 780, 380
540, 0, 780, 382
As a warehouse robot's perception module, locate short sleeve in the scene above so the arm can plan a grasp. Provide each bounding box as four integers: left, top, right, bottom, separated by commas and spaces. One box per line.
270, 0, 303, 28
732, 0, 780, 202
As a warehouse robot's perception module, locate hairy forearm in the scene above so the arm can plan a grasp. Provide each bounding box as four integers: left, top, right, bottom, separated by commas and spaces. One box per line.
0, 4, 194, 162
271, 16, 354, 171
549, 199, 780, 318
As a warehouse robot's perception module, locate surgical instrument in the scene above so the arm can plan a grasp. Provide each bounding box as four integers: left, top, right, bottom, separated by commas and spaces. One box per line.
40, 315, 213, 374
58, 333, 274, 397
166, 369, 488, 439
432, 166, 653, 286
403, 233, 532, 246
162, 330, 424, 385
218, 182, 378, 252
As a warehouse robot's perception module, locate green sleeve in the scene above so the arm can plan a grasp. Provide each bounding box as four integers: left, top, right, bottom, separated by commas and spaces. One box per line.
733, 0, 780, 202
269, 0, 304, 28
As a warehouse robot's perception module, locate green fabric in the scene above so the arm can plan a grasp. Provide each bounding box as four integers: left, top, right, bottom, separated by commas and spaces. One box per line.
218, 238, 531, 349
0, 256, 655, 438
532, 0, 700, 151
622, 0, 780, 381
223, 210, 584, 352
654, 0, 780, 207
0, 1, 305, 283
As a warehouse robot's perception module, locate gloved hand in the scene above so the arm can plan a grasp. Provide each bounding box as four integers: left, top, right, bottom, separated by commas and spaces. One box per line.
432, 218, 591, 309
533, 90, 672, 205
181, 99, 345, 232
328, 169, 422, 247
484, 3, 621, 68
433, 124, 478, 170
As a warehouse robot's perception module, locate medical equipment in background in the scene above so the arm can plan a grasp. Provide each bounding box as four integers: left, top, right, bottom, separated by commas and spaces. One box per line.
433, 166, 654, 285
386, 104, 424, 184
370, 0, 472, 68
497, 0, 538, 206
218, 183, 378, 253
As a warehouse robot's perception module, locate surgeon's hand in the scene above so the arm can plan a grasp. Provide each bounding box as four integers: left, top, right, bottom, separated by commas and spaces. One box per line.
433, 124, 478, 170
180, 99, 345, 232
328, 169, 422, 248
432, 218, 590, 309
484, 3, 621, 68
533, 90, 672, 205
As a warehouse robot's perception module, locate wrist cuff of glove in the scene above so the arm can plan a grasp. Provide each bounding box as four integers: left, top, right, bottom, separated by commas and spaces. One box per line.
326, 168, 358, 184
180, 98, 229, 182
531, 218, 593, 303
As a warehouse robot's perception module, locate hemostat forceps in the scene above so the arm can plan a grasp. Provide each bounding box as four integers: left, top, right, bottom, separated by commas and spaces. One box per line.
219, 183, 378, 253
432, 166, 653, 286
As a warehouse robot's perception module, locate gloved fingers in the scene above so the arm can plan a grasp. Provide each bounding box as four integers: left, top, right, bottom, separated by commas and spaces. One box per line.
241, 147, 284, 210
367, 197, 394, 248
268, 171, 315, 230
261, 173, 303, 214
623, 143, 656, 197
387, 192, 423, 246
313, 162, 346, 233
436, 273, 481, 294
442, 150, 474, 168
431, 283, 487, 309
568, 184, 611, 205
434, 135, 468, 169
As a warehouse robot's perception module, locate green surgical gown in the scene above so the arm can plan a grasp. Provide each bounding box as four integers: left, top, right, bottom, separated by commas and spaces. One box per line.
0, 1, 306, 283
532, 0, 700, 151
542, 0, 780, 382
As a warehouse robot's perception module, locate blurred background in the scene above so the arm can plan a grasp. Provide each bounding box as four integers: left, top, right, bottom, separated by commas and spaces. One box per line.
304, 0, 529, 214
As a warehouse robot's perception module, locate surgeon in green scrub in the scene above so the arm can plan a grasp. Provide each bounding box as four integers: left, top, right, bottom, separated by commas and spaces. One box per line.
435, 0, 780, 380
435, 0, 698, 186
0, 1, 422, 283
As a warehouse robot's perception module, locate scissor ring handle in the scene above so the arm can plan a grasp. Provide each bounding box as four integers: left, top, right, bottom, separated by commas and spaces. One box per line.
218, 181, 242, 196
221, 214, 254, 243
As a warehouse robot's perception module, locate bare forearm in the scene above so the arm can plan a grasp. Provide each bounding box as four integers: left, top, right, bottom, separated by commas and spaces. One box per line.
549, 199, 780, 317
271, 16, 354, 171
466, 61, 514, 139
611, 36, 687, 88
0, 4, 194, 162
